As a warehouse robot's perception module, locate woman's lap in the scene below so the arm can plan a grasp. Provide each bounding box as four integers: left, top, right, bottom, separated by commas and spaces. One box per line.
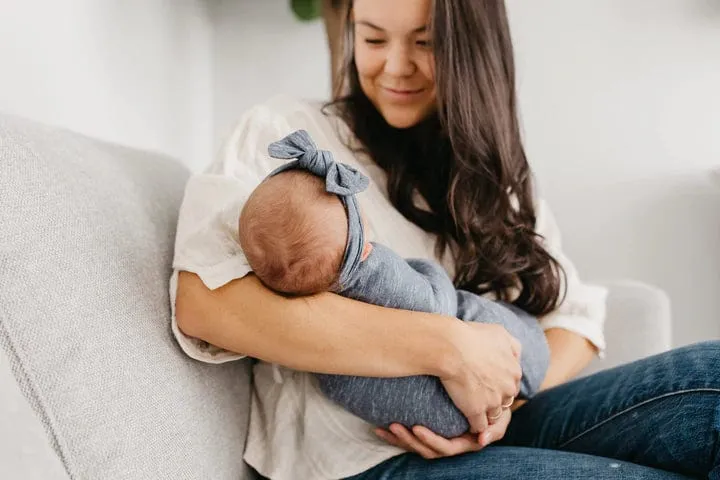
502, 341, 720, 478
349, 341, 720, 480
346, 447, 691, 480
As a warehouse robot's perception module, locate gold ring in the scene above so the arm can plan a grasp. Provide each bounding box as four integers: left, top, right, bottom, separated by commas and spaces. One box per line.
501, 397, 515, 409
488, 409, 504, 421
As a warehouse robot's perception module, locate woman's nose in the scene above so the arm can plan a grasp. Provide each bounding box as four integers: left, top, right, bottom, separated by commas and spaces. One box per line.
383, 43, 416, 77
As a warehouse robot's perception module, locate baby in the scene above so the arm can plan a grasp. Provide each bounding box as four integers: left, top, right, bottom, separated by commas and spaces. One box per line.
238, 129, 550, 438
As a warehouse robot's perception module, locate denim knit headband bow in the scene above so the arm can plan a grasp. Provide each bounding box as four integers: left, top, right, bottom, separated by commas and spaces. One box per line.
267, 129, 369, 287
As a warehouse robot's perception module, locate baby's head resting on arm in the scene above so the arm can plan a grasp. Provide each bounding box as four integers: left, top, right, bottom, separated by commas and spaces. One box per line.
239, 170, 350, 295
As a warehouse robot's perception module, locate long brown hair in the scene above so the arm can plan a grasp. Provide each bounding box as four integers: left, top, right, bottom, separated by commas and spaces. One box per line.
328, 0, 565, 315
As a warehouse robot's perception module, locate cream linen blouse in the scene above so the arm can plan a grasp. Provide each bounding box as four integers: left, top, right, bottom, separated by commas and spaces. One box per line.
168, 95, 607, 480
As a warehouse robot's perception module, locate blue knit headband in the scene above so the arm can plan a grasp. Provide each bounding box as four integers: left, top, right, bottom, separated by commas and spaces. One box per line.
267, 129, 369, 288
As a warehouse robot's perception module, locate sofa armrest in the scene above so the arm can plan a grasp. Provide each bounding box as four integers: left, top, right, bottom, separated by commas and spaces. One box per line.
582, 280, 672, 376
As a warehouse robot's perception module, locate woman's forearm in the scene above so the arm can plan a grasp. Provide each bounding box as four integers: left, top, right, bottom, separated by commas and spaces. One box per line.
175, 271, 461, 378
539, 328, 597, 390
511, 328, 596, 412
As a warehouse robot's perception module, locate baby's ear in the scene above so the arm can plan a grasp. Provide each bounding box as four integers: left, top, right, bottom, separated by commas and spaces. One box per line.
361, 242, 373, 261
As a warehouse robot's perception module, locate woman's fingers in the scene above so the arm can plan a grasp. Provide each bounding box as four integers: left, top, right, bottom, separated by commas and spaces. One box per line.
374, 428, 403, 448
411, 426, 483, 456
466, 412, 489, 434
500, 394, 516, 409
486, 406, 504, 425
478, 408, 512, 446
439, 322, 523, 441
509, 335, 522, 359
376, 424, 493, 458
379, 424, 443, 459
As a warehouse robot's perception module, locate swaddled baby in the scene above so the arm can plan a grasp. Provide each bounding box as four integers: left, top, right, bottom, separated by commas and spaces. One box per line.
238, 129, 550, 438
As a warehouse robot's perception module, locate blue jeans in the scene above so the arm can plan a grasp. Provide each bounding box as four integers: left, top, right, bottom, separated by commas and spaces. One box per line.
346, 341, 720, 479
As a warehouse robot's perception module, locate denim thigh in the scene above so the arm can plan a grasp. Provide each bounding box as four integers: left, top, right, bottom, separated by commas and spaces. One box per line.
501, 341, 720, 478
345, 447, 692, 480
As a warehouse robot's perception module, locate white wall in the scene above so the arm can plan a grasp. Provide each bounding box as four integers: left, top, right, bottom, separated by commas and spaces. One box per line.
507, 0, 720, 345
0, 0, 213, 170
211, 0, 330, 149
212, 0, 720, 346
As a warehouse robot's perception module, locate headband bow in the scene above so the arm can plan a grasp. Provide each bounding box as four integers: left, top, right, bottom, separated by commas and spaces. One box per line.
267, 129, 369, 287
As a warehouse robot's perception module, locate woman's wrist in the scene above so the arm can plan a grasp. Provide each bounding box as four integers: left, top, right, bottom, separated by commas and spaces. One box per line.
424, 317, 467, 379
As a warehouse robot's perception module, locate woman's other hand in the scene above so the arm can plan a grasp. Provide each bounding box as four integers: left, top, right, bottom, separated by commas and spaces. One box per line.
439, 322, 522, 434
374, 408, 512, 459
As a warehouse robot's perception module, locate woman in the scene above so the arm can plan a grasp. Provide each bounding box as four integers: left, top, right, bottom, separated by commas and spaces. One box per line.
172, 0, 719, 478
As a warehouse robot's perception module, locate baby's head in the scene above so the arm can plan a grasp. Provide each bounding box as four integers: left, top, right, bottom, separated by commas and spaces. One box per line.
239, 170, 352, 295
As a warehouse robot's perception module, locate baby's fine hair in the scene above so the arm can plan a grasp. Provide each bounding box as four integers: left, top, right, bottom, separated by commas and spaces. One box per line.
239, 170, 348, 295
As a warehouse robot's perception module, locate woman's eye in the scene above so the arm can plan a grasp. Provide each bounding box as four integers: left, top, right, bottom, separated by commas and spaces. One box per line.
416, 40, 432, 48
364, 39, 386, 45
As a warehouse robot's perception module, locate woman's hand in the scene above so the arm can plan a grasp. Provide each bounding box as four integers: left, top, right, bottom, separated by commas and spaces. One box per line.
373, 321, 520, 459
374, 408, 512, 459
439, 321, 522, 434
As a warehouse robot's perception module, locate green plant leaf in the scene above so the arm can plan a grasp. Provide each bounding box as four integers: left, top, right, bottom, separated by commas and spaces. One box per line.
291, 0, 321, 21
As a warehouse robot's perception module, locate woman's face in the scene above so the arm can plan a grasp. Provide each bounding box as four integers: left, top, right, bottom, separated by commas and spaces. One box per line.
353, 0, 436, 129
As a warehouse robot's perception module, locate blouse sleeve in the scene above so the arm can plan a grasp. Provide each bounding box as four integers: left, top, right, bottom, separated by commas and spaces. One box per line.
534, 198, 608, 357
169, 98, 298, 363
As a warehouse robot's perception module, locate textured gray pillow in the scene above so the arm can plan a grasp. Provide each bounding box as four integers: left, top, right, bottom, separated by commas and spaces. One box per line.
0, 114, 257, 480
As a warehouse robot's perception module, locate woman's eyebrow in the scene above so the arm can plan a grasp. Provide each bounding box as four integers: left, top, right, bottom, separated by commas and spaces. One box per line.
355, 20, 428, 33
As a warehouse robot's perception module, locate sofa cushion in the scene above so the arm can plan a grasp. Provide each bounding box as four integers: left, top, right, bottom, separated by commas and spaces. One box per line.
0, 114, 256, 479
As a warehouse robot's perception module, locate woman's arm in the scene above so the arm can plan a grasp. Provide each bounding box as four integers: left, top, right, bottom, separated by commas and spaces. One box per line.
510, 327, 595, 412
176, 270, 461, 378
539, 328, 596, 389
176, 270, 522, 434
528, 198, 607, 392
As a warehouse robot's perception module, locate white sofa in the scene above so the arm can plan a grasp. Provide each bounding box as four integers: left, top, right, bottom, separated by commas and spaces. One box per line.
0, 113, 672, 479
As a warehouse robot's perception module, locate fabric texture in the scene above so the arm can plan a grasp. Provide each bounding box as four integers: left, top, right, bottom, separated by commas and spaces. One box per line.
169, 94, 609, 480
318, 242, 550, 438
0, 348, 69, 480
0, 113, 257, 480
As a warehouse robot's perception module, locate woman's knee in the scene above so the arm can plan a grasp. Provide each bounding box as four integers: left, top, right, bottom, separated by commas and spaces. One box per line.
661, 340, 720, 387
669, 340, 720, 363
604, 341, 720, 397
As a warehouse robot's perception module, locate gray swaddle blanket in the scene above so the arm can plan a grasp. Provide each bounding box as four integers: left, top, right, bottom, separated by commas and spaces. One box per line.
266, 130, 550, 438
